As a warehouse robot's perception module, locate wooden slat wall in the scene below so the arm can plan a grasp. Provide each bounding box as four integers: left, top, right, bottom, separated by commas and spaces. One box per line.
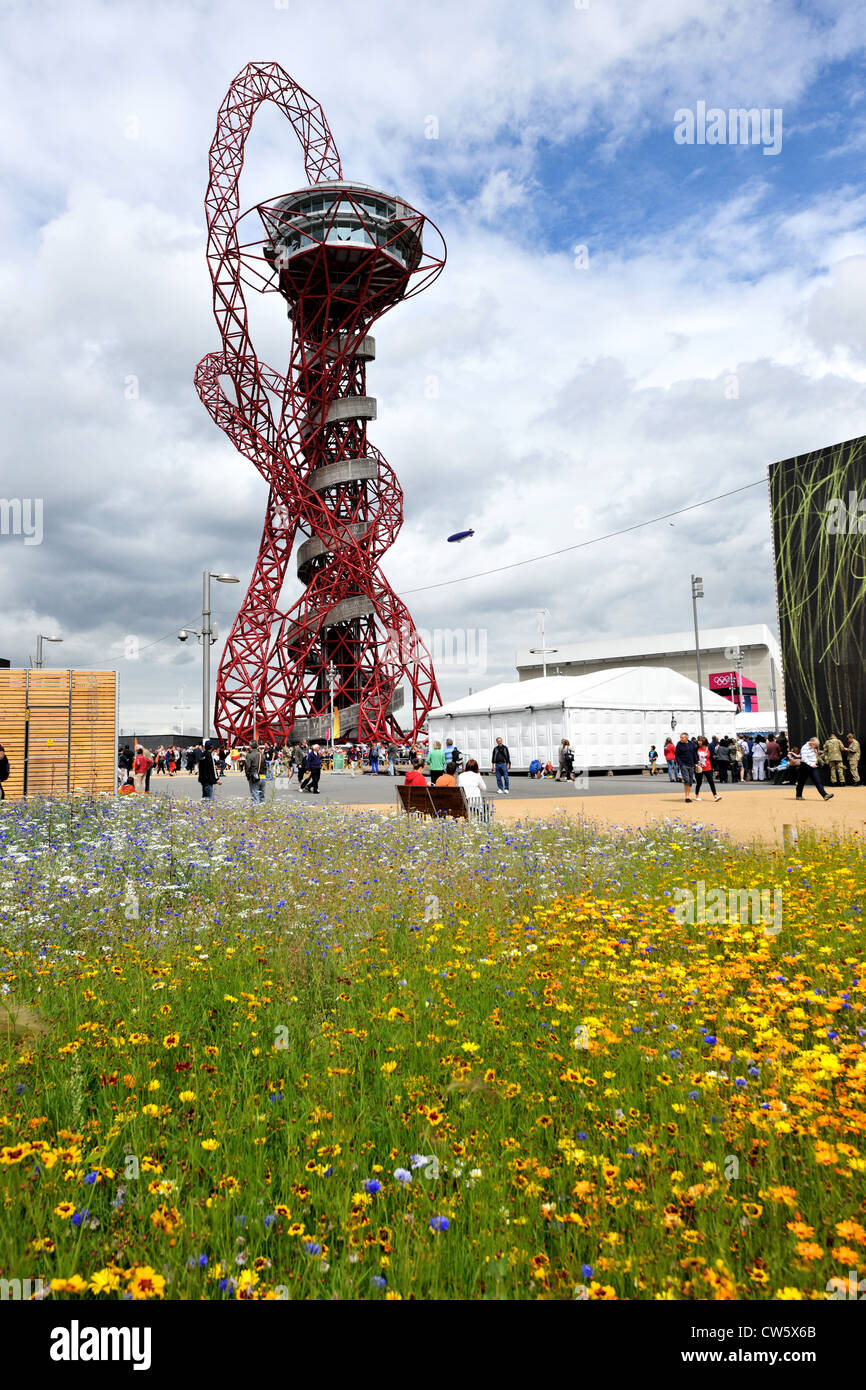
0, 670, 117, 799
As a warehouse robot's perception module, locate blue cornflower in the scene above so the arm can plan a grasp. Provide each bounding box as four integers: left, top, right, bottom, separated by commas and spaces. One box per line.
582, 1264, 593, 1278
734, 1078, 747, 1088
429, 1216, 450, 1233
84, 1171, 98, 1185
703, 1035, 717, 1046
688, 1091, 700, 1101
71, 1209, 90, 1227
393, 1168, 412, 1185
410, 1154, 428, 1169
363, 1179, 382, 1195
264, 1214, 276, 1229
576, 1131, 587, 1140
748, 1066, 761, 1077
269, 1092, 283, 1103
304, 1241, 322, 1256
371, 1275, 387, 1289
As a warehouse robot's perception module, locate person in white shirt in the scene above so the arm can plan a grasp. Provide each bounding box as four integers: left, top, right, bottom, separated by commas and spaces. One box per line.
457, 758, 487, 805
751, 738, 768, 781
794, 738, 833, 801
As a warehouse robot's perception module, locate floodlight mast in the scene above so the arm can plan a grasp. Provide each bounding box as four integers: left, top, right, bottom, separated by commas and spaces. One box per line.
195, 62, 446, 746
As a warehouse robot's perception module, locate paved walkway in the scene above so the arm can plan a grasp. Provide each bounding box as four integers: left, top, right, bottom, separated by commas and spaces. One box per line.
147, 772, 865, 843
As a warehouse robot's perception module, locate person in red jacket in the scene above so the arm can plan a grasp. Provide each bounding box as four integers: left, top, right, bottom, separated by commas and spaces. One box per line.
404, 759, 427, 786
132, 748, 149, 794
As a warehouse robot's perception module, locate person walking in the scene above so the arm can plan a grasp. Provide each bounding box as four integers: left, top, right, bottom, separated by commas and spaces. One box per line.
0, 743, 9, 799
347, 742, 360, 776
427, 741, 446, 785
794, 738, 834, 802
823, 732, 845, 787
244, 740, 266, 803
728, 736, 742, 782
694, 737, 723, 803
647, 744, 659, 776
751, 737, 768, 782
491, 737, 511, 794
845, 733, 861, 785
674, 732, 698, 803
295, 740, 310, 789
557, 738, 577, 783
198, 739, 219, 799
368, 740, 380, 775
304, 744, 323, 793
663, 738, 680, 782
386, 742, 398, 777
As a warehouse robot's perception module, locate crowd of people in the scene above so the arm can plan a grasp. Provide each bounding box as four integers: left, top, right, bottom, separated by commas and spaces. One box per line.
115, 727, 861, 806
651, 731, 861, 803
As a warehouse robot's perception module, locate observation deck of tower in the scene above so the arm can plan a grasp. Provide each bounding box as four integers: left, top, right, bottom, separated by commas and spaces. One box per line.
195, 64, 446, 745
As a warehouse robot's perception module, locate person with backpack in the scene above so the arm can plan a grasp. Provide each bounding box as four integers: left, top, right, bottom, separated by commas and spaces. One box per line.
244, 740, 266, 803
444, 738, 462, 773
557, 738, 577, 782
491, 737, 511, 794
0, 743, 9, 799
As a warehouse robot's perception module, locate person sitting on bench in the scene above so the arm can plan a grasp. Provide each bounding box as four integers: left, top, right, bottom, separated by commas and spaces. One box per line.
436, 762, 458, 787
404, 759, 427, 787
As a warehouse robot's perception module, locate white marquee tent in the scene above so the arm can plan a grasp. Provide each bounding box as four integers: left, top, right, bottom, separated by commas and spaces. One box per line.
427, 667, 738, 772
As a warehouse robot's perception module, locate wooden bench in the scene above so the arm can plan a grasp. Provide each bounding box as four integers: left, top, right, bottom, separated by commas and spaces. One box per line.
397, 784, 494, 822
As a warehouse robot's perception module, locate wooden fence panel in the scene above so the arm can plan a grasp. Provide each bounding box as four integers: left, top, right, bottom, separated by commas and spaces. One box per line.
0, 670, 117, 798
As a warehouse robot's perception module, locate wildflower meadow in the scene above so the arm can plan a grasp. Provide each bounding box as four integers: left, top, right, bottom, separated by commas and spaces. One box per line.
1, 797, 864, 1301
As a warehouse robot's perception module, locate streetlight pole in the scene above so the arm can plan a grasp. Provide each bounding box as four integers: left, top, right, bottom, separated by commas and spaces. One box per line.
179, 572, 239, 743
173, 686, 192, 737
327, 661, 336, 754
530, 609, 557, 679
690, 575, 705, 739
769, 657, 779, 731
35, 634, 63, 668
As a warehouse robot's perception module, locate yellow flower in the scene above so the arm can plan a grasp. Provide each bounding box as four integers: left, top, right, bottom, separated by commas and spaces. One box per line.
50, 1275, 88, 1294
127, 1266, 166, 1300
53, 1202, 76, 1219
380, 1061, 397, 1075
201, 1139, 219, 1152
179, 1090, 196, 1103
89, 1267, 122, 1295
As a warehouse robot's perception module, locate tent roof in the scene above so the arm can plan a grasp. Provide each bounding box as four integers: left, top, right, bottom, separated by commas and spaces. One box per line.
430, 666, 737, 718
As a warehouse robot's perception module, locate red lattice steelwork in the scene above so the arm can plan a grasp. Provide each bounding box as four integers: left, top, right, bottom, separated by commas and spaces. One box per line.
195, 61, 446, 744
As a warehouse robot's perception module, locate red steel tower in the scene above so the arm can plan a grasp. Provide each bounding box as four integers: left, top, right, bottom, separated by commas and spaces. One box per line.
195, 62, 445, 744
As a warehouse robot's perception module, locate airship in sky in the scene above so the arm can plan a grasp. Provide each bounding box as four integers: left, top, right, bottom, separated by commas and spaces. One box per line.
447, 529, 475, 543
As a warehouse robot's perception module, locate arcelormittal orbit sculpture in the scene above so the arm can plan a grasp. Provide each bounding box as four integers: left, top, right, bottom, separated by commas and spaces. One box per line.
195, 62, 445, 744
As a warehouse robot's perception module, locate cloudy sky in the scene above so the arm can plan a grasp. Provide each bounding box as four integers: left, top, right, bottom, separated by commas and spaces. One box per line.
2, 0, 865, 732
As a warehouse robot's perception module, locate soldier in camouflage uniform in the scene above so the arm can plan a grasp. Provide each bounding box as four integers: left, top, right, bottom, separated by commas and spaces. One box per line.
845, 733, 861, 786
823, 733, 845, 786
